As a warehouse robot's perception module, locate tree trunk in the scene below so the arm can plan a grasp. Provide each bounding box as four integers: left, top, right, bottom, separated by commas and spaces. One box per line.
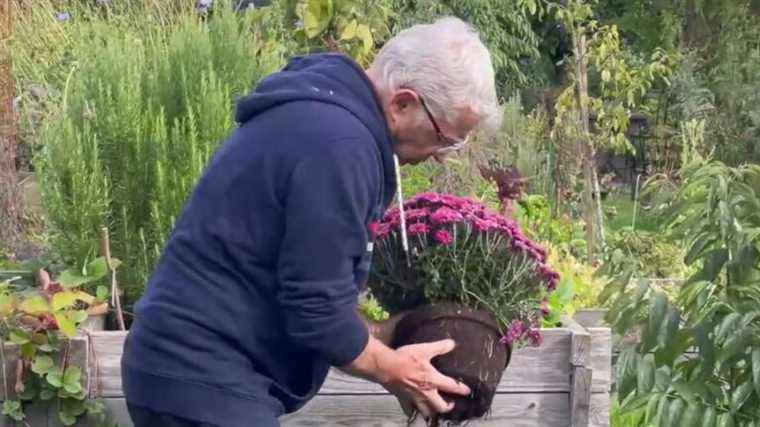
0, 0, 23, 251
574, 34, 604, 262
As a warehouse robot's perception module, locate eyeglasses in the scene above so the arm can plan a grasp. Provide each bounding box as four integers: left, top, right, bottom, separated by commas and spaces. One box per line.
417, 95, 469, 157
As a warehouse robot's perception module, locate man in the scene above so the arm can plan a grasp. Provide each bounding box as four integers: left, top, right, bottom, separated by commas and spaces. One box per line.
122, 16, 500, 427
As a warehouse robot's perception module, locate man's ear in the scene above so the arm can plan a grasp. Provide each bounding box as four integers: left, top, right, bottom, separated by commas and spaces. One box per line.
388, 89, 420, 119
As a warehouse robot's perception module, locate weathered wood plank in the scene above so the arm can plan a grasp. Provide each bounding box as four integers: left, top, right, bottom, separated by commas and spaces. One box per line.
88, 330, 582, 397
589, 392, 610, 427
588, 328, 612, 393
281, 393, 573, 426
563, 316, 591, 368
87, 331, 126, 398
570, 366, 592, 427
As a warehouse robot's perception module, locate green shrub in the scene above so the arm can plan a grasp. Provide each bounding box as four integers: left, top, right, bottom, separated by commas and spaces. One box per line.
13, 1, 284, 301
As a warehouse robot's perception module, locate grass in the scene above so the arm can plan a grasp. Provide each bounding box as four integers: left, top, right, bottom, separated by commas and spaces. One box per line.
603, 192, 664, 234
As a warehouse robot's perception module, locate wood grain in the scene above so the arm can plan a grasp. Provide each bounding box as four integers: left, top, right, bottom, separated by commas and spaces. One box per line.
569, 367, 592, 427
281, 393, 572, 427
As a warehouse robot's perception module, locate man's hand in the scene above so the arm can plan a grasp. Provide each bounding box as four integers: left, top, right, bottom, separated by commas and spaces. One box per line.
341, 336, 470, 419
382, 339, 470, 418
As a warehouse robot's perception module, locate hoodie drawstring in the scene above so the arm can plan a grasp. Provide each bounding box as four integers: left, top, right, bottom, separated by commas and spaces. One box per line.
392, 154, 411, 267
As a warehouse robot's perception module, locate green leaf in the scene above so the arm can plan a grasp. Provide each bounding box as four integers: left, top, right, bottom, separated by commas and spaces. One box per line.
52, 291, 78, 311
38, 343, 55, 353
63, 366, 82, 385
0, 292, 15, 316
716, 313, 741, 342
668, 398, 683, 427
57, 271, 92, 288
63, 381, 82, 395
86, 257, 117, 280
39, 387, 55, 401
303, 0, 333, 38
96, 286, 109, 302
644, 393, 661, 422
47, 369, 63, 388
340, 19, 357, 40
680, 403, 701, 427
730, 382, 753, 412
699, 249, 729, 283
638, 354, 655, 392
9, 329, 30, 345
658, 307, 681, 349
62, 398, 86, 417
702, 406, 717, 427
718, 412, 734, 427
54, 312, 77, 338
19, 295, 49, 315
718, 329, 750, 365
20, 342, 37, 360
31, 355, 55, 375
621, 393, 650, 412
752, 348, 760, 399
72, 310, 88, 324
644, 293, 668, 352
356, 24, 373, 53
671, 381, 700, 404
58, 410, 77, 426
2, 400, 24, 421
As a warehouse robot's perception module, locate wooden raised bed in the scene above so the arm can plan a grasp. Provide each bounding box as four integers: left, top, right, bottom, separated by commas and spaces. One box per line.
0, 319, 611, 426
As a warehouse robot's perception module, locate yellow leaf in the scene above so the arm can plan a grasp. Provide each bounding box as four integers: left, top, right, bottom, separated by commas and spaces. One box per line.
340, 19, 358, 41
73, 291, 95, 305
0, 293, 15, 316
356, 24, 373, 53
54, 312, 76, 338
52, 292, 79, 311
19, 295, 50, 315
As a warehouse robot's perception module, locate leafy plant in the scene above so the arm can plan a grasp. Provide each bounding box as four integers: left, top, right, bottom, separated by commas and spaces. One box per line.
368, 193, 559, 348
386, 0, 544, 96
358, 293, 389, 322
0, 257, 115, 425
12, 0, 284, 302
604, 229, 689, 279
602, 159, 760, 425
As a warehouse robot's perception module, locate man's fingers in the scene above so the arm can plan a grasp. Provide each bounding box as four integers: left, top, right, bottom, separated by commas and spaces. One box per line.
429, 369, 470, 396
423, 389, 455, 414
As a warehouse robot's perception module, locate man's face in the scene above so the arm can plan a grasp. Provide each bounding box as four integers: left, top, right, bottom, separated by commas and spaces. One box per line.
386, 89, 478, 165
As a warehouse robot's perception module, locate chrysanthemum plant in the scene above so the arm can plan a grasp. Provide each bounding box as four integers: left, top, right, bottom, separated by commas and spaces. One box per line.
369, 193, 559, 348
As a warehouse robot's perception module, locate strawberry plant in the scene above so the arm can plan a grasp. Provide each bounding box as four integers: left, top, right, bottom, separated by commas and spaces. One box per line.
0, 257, 115, 425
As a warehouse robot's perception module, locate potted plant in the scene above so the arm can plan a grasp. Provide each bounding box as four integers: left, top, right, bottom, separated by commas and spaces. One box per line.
0, 257, 114, 425
368, 192, 559, 424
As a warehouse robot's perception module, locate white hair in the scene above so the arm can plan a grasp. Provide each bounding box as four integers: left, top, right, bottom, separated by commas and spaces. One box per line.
368, 17, 502, 133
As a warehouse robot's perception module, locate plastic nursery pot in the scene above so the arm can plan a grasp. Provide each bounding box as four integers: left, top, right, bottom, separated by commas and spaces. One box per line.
391, 303, 511, 423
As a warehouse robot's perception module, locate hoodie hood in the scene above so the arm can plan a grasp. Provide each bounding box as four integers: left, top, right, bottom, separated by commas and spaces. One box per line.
235, 53, 397, 208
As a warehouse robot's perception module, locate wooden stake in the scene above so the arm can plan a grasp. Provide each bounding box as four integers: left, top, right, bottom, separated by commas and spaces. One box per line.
100, 227, 126, 331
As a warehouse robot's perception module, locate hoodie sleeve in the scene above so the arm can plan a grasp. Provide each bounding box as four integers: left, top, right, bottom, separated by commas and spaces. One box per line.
276, 137, 376, 367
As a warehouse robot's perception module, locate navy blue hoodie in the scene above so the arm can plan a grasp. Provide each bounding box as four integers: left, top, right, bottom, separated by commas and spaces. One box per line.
121, 54, 397, 424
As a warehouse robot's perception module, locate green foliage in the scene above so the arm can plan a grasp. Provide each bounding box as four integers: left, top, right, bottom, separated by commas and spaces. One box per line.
605, 230, 689, 279
288, 0, 393, 65
387, 0, 543, 96
12, 1, 284, 301
602, 160, 760, 425
358, 293, 389, 322
0, 259, 111, 424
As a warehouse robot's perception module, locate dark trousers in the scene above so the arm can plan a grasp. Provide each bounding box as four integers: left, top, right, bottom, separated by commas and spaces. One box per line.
127, 403, 281, 427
